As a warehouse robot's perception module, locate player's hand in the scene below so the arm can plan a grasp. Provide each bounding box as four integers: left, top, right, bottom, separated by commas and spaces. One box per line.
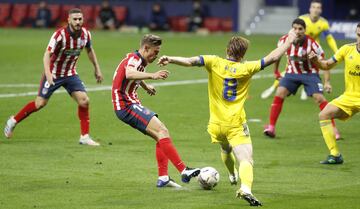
152, 70, 169, 80
324, 82, 332, 93
157, 56, 170, 67
145, 84, 156, 96
95, 70, 104, 84
274, 70, 282, 80
287, 29, 296, 43
46, 75, 55, 86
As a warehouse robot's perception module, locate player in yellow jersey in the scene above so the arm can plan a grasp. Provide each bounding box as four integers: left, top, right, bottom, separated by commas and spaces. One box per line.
261, 0, 338, 101
157, 30, 296, 206
309, 23, 360, 164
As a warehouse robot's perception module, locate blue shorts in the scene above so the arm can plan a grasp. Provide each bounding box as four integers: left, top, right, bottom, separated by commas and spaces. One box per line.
38, 75, 86, 99
279, 73, 323, 96
115, 104, 157, 134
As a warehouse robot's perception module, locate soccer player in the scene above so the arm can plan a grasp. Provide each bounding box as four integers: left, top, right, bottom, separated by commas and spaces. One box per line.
157, 29, 297, 206
4, 8, 103, 146
263, 18, 340, 139
261, 0, 338, 100
112, 34, 200, 188
309, 23, 360, 164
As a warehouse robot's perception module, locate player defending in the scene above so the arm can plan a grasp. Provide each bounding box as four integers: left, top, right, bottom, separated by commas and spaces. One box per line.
112, 34, 200, 188
157, 29, 296, 206
263, 18, 340, 139
4, 8, 103, 145
261, 0, 338, 101
309, 23, 360, 164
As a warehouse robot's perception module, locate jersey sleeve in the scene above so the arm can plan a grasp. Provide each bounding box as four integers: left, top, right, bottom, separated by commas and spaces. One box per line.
199, 55, 217, 71
332, 45, 348, 63
85, 30, 92, 48
47, 31, 62, 53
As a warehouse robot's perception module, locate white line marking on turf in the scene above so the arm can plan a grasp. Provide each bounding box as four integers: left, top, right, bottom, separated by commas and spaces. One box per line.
0, 69, 343, 98
248, 118, 262, 123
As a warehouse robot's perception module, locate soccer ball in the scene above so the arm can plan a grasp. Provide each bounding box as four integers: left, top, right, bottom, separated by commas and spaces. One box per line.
198, 167, 220, 190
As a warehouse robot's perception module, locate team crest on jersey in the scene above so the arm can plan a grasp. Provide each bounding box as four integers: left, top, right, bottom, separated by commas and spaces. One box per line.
356, 65, 360, 71
64, 49, 81, 56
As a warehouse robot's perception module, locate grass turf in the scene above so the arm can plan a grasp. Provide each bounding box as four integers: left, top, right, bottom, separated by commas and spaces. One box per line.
0, 28, 359, 209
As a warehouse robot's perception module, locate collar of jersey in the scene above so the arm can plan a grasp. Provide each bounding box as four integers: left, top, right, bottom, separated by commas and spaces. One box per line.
134, 50, 147, 66
66, 25, 82, 38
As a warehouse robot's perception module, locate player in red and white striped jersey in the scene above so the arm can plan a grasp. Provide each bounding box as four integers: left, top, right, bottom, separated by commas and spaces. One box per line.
112, 34, 200, 187
4, 8, 103, 146
264, 18, 340, 139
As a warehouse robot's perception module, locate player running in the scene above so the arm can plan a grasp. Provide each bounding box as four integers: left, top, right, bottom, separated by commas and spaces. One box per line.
112, 34, 200, 188
261, 0, 338, 101
157, 29, 297, 206
4, 8, 103, 145
309, 23, 360, 164
263, 18, 340, 139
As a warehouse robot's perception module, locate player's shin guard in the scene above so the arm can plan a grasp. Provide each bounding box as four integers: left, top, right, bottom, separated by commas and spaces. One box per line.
239, 160, 253, 194
320, 120, 340, 156
156, 142, 169, 176
269, 96, 284, 126
158, 138, 186, 173
221, 150, 236, 175
14, 101, 39, 123
78, 106, 89, 136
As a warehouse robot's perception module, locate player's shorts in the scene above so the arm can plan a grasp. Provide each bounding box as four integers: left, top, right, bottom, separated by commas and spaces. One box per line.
330, 93, 360, 121
280, 73, 323, 96
38, 74, 86, 99
207, 122, 252, 147
115, 104, 157, 134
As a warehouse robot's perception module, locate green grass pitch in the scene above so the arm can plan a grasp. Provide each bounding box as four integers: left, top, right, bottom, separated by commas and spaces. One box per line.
0, 28, 359, 209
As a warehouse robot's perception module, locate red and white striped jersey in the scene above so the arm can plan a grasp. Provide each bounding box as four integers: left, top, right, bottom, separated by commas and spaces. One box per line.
47, 26, 92, 78
278, 34, 324, 74
112, 52, 147, 110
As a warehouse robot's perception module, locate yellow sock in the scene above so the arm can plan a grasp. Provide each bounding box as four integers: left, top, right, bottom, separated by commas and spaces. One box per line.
273, 79, 279, 88
239, 160, 253, 191
320, 120, 340, 156
221, 151, 236, 175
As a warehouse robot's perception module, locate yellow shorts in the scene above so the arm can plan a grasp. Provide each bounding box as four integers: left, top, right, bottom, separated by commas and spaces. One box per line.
330, 94, 360, 120
207, 123, 252, 147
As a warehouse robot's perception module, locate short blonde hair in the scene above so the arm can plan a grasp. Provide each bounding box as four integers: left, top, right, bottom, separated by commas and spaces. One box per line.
140, 34, 162, 47
226, 36, 249, 60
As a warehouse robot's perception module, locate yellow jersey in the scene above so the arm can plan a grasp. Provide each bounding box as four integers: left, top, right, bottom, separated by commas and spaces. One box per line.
299, 14, 330, 43
200, 55, 264, 126
333, 43, 360, 97
299, 14, 338, 52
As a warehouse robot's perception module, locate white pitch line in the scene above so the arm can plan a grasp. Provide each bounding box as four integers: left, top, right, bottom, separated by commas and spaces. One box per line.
0, 69, 343, 99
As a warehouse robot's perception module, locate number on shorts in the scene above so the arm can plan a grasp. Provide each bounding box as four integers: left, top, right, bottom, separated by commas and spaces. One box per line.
223, 78, 237, 101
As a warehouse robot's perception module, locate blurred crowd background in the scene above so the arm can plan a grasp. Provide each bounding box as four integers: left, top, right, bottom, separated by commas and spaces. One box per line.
0, 0, 358, 35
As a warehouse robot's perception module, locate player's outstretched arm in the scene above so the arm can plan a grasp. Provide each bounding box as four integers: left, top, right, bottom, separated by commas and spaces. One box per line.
140, 81, 156, 96
263, 29, 296, 67
126, 67, 169, 80
158, 56, 201, 67
86, 47, 103, 84
308, 51, 337, 71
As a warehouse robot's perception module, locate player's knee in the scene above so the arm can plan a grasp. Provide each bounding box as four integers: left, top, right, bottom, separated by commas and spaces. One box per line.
157, 125, 169, 138
319, 110, 330, 120
78, 97, 89, 108
35, 99, 47, 109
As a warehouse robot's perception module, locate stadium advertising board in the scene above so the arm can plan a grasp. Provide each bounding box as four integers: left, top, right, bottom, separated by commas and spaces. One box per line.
329, 21, 358, 40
